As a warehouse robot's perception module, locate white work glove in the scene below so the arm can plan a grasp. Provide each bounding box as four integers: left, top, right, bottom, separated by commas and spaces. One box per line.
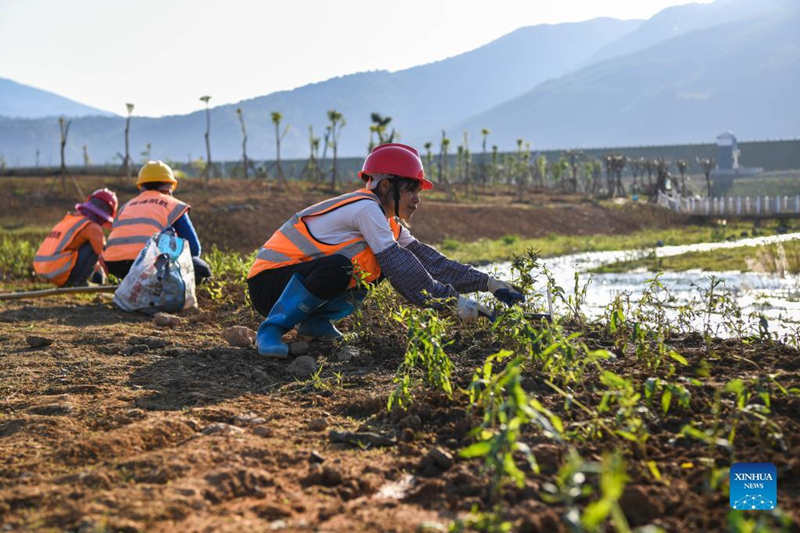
457, 296, 494, 322
487, 277, 525, 306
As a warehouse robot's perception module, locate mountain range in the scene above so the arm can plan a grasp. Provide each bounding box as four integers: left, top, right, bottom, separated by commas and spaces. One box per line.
459, 0, 800, 149
0, 77, 114, 120
0, 0, 797, 167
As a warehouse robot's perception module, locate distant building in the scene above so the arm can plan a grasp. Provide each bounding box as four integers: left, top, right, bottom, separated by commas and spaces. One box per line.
713, 131, 761, 177
716, 132, 740, 170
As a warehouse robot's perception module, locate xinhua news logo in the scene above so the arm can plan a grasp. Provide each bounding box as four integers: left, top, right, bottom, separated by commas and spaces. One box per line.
730, 463, 777, 510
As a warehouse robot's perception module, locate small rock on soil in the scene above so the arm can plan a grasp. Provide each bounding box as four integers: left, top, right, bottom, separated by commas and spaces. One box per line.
233, 412, 266, 426
253, 425, 274, 438
27, 403, 73, 416
329, 430, 395, 448
153, 312, 182, 327
127, 336, 167, 349
202, 423, 245, 436
308, 417, 327, 431
309, 451, 325, 463
222, 326, 256, 347
289, 341, 309, 356
335, 346, 359, 362
287, 356, 317, 378
26, 335, 52, 348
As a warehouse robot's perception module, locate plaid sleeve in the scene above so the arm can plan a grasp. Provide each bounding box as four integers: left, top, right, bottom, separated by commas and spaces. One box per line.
406, 240, 489, 294
375, 243, 458, 307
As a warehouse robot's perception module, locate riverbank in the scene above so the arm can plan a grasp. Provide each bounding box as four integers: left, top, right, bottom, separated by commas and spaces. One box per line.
442, 221, 790, 265
591, 236, 800, 274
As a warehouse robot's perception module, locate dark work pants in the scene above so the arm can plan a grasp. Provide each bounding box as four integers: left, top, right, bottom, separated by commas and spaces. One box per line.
247, 254, 353, 317
65, 243, 98, 287
106, 256, 212, 285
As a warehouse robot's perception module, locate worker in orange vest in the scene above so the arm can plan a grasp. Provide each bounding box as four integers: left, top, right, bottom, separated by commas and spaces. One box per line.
104, 160, 212, 283
247, 143, 524, 358
33, 188, 118, 287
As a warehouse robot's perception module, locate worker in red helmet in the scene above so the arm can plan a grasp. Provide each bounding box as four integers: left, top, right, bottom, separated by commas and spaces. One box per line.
33, 188, 118, 287
247, 143, 524, 358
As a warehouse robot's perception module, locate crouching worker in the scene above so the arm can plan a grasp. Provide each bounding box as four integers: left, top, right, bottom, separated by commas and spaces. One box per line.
247, 143, 524, 358
104, 160, 212, 284
33, 188, 118, 287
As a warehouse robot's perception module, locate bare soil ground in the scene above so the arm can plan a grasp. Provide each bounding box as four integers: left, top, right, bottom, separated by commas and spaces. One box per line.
1, 293, 798, 532
1, 177, 797, 532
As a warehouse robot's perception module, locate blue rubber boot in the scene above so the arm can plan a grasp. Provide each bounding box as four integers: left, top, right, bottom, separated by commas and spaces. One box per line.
297, 289, 366, 340
256, 274, 325, 358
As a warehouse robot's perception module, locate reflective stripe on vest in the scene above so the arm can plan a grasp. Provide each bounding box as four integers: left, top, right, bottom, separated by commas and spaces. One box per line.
33, 213, 92, 285
104, 190, 189, 262
248, 189, 401, 286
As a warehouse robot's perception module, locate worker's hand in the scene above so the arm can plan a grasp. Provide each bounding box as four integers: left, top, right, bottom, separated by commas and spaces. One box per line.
487, 277, 525, 306
457, 296, 494, 322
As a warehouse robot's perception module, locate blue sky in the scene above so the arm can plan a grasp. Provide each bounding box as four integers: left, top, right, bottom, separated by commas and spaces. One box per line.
1, 0, 711, 117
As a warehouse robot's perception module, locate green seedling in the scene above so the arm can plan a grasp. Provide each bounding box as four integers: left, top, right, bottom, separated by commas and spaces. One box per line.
387, 304, 454, 411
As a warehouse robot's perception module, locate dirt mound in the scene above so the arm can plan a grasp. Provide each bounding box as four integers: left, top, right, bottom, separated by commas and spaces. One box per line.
0, 176, 686, 254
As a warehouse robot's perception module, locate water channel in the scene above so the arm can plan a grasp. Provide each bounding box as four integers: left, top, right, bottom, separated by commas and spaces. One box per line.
485, 232, 800, 340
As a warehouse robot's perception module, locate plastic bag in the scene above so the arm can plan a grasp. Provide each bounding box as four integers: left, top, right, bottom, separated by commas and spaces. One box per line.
113, 230, 197, 314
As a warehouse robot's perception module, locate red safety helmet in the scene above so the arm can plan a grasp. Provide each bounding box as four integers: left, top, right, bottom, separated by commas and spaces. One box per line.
76, 188, 118, 226
358, 143, 433, 190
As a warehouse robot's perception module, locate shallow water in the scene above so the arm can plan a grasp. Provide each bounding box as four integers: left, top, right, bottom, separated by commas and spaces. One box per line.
485, 232, 800, 339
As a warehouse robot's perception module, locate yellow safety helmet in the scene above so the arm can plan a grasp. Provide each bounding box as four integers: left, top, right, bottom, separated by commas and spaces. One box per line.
136, 160, 178, 191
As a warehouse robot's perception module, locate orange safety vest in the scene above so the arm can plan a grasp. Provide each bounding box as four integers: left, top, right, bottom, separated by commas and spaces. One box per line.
33, 213, 93, 286
248, 188, 401, 287
104, 190, 189, 262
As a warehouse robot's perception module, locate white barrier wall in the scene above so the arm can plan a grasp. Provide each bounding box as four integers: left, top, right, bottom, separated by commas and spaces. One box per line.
661, 193, 800, 216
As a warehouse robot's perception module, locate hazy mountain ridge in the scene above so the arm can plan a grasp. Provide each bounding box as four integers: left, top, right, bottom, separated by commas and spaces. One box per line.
584, 0, 794, 65
0, 18, 639, 166
2, 0, 798, 168
453, 2, 800, 151
0, 77, 115, 119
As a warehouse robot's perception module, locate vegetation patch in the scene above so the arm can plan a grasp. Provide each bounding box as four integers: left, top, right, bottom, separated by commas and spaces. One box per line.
442, 221, 773, 265
592, 239, 800, 274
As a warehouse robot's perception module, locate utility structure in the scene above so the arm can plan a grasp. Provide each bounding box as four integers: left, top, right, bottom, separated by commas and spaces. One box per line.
438, 130, 451, 198
326, 109, 344, 191
301, 125, 321, 183
124, 103, 134, 179
58, 116, 71, 192
56, 116, 84, 198
676, 159, 688, 195
236, 108, 249, 179
480, 128, 490, 189
604, 154, 626, 197
564, 149, 584, 193
271, 111, 289, 189
697, 157, 716, 197
200, 95, 213, 182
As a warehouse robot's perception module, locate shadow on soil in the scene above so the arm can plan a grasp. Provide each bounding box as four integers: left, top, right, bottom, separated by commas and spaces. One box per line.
126, 334, 404, 414
0, 303, 149, 327
127, 346, 288, 411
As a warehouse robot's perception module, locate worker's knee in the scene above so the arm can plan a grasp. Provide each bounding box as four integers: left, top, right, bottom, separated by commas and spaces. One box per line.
65, 243, 99, 287
304, 254, 352, 300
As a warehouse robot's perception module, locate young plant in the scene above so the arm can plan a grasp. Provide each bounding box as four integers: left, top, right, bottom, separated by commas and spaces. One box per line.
387, 304, 454, 411
596, 371, 647, 448
462, 351, 564, 502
